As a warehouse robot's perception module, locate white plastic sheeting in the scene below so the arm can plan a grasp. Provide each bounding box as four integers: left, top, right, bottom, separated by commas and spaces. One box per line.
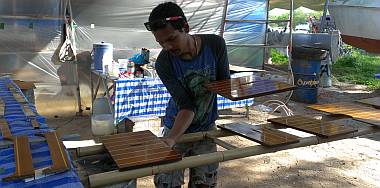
72, 0, 267, 67
0, 0, 268, 116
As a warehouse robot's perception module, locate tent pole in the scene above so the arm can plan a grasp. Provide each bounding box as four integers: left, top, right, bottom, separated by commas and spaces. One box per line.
220, 0, 228, 36
262, 0, 270, 69
319, 0, 330, 32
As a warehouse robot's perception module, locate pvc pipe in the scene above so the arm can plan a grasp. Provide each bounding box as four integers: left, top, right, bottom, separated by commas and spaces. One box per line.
89, 126, 379, 187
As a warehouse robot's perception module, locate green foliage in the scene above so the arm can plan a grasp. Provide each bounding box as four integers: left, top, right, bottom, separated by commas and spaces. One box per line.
271, 49, 288, 65
333, 49, 380, 90
269, 10, 323, 28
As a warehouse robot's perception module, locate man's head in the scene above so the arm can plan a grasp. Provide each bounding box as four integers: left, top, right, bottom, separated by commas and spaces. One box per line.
146, 2, 191, 56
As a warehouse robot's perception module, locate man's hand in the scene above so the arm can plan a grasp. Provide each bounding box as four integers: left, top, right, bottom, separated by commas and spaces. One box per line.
162, 137, 176, 148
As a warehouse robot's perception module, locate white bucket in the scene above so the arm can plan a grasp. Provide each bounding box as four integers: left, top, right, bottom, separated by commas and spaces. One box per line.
91, 114, 114, 136
93, 97, 111, 115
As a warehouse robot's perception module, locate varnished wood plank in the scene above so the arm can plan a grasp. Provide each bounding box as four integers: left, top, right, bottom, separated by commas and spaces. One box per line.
114, 149, 179, 162
22, 104, 35, 117
308, 103, 380, 126
110, 143, 169, 157
218, 122, 299, 146
101, 130, 154, 142
205, 76, 296, 101
105, 140, 166, 151
31, 119, 40, 129
108, 142, 167, 156
102, 130, 181, 170
357, 97, 380, 109
42, 132, 70, 174
117, 150, 181, 170
3, 136, 35, 181
6, 83, 14, 90
13, 80, 36, 90
0, 98, 4, 117
0, 119, 12, 140
268, 115, 357, 138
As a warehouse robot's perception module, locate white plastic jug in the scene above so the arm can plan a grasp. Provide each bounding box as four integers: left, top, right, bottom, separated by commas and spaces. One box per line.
91, 114, 114, 136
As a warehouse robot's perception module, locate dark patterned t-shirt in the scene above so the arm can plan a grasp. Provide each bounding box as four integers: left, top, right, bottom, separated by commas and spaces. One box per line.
155, 34, 230, 133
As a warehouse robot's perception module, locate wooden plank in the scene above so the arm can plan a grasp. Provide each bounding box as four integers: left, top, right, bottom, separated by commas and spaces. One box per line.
205, 76, 296, 101
268, 115, 357, 138
31, 119, 40, 129
218, 122, 299, 146
0, 98, 4, 116
14, 94, 27, 104
357, 97, 380, 109
3, 136, 35, 181
22, 104, 35, 117
308, 102, 380, 126
101, 130, 154, 143
6, 83, 14, 90
42, 132, 70, 174
102, 130, 182, 170
0, 119, 12, 140
13, 80, 36, 90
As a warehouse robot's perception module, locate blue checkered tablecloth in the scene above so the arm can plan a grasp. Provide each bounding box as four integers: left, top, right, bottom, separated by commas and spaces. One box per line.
114, 75, 254, 123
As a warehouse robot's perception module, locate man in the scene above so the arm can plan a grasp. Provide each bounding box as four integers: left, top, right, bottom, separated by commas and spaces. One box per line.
145, 2, 230, 188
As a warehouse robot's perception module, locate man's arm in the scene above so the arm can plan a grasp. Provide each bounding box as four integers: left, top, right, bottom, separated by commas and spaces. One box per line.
155, 51, 196, 147
163, 109, 194, 148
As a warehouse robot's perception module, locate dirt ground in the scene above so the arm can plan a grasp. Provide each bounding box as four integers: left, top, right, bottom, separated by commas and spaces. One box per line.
46, 83, 380, 188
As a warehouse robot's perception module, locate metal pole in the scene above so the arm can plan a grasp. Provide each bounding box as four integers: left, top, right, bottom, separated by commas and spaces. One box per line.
219, 0, 228, 36
102, 78, 114, 116
92, 76, 101, 108
90, 71, 93, 113
320, 0, 330, 33
89, 126, 380, 187
262, 0, 270, 69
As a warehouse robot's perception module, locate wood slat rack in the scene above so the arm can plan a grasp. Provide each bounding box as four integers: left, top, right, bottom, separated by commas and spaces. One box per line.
205, 76, 296, 101
0, 98, 4, 117
31, 119, 40, 129
88, 120, 380, 188
0, 119, 12, 140
102, 130, 182, 170
3, 136, 35, 181
308, 102, 380, 126
357, 97, 380, 109
22, 104, 36, 117
218, 122, 299, 146
42, 132, 70, 174
268, 115, 357, 138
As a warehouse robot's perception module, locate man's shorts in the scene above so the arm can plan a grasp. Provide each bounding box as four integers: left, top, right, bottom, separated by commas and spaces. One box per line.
154, 126, 218, 188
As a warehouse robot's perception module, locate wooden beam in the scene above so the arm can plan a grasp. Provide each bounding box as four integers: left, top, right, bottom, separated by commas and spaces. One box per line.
0, 119, 12, 140
3, 136, 35, 181
43, 132, 70, 174
31, 119, 40, 129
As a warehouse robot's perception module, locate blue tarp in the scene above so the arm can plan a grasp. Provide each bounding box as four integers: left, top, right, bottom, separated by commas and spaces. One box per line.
0, 77, 83, 188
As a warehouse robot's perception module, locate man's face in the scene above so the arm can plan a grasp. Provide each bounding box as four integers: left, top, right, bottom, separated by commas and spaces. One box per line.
153, 25, 187, 56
